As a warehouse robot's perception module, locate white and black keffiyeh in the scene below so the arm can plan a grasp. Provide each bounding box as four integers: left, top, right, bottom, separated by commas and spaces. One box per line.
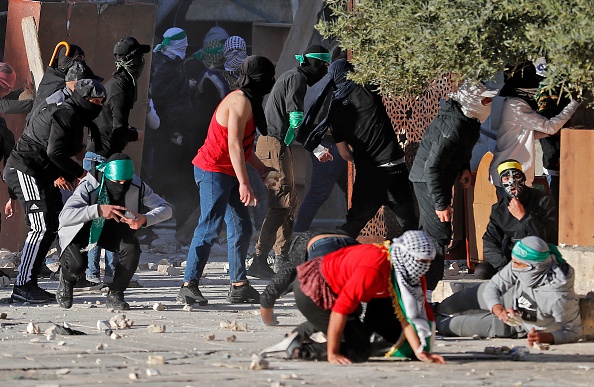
224, 36, 247, 73
390, 230, 436, 320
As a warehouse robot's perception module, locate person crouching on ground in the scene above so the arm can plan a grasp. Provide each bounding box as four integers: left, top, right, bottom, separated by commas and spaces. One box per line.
290, 230, 445, 364
259, 229, 359, 326
435, 236, 582, 345
56, 153, 172, 310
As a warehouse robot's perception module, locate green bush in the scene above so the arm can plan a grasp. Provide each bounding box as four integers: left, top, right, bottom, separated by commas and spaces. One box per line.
318, 0, 594, 100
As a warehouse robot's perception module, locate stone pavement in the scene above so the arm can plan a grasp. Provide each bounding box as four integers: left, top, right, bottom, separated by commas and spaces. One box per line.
0, 226, 593, 386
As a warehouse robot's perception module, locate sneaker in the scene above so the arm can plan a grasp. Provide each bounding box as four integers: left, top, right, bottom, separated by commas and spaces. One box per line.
106, 290, 130, 310
12, 282, 51, 304
227, 281, 260, 304
247, 258, 276, 280
56, 273, 74, 309
176, 281, 208, 306
73, 278, 102, 292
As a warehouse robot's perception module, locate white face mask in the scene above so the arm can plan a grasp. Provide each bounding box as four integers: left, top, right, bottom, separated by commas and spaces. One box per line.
450, 81, 495, 123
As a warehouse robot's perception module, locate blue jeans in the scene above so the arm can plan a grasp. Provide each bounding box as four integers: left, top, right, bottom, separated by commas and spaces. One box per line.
307, 235, 359, 260
246, 163, 268, 230
83, 151, 116, 281
294, 140, 347, 232
184, 166, 253, 283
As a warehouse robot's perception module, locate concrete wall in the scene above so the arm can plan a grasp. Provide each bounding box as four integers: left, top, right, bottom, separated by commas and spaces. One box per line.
186, 0, 294, 23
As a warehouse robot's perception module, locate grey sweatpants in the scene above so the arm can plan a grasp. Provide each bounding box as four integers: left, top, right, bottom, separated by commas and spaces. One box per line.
435, 283, 519, 338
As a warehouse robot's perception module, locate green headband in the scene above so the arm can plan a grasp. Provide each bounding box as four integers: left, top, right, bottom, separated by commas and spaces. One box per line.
97, 159, 135, 181
295, 53, 331, 64
512, 240, 550, 262
161, 31, 187, 47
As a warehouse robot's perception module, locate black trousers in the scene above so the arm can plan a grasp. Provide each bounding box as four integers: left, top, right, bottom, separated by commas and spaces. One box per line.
3, 167, 59, 286
340, 163, 418, 238
413, 181, 452, 291
293, 278, 402, 362
60, 221, 140, 291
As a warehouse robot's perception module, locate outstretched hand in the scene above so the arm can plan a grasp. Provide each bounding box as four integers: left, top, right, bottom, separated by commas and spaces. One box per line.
98, 204, 126, 221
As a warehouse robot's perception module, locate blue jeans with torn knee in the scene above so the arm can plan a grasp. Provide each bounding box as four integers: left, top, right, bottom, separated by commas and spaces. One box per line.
183, 166, 253, 284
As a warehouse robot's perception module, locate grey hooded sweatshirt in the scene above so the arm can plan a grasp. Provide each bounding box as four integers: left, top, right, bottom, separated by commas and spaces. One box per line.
483, 260, 582, 344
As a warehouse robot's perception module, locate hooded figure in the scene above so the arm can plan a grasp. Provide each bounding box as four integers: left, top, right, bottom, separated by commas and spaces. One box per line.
194, 26, 229, 69
178, 55, 275, 307
286, 230, 443, 364
449, 80, 497, 123
33, 43, 87, 111
436, 236, 582, 345
0, 62, 17, 98
248, 45, 330, 280
153, 27, 188, 60
57, 152, 172, 310
4, 79, 106, 304
224, 36, 247, 73
489, 60, 580, 188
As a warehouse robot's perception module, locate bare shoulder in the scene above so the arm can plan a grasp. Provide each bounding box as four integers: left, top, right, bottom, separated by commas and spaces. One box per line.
222, 90, 250, 112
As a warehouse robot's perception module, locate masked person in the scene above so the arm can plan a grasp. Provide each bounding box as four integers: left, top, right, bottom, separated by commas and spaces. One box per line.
474, 160, 558, 279
435, 236, 582, 345
299, 58, 417, 239
284, 230, 444, 364
3, 79, 106, 304
32, 43, 86, 111
489, 60, 579, 194
248, 45, 330, 280
149, 28, 197, 238
177, 56, 276, 306
56, 153, 171, 309
409, 80, 498, 294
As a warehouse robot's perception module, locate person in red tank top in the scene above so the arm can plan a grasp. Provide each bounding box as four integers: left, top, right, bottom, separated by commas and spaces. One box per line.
178, 56, 276, 305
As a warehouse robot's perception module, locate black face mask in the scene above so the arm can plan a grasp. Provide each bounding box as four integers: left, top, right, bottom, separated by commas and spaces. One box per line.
106, 179, 131, 203
300, 58, 328, 86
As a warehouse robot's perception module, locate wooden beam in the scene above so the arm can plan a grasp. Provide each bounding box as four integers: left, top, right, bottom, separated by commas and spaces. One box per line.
21, 16, 44, 91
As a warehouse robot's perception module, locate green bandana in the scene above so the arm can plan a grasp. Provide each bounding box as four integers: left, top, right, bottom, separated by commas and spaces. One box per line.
88, 159, 135, 248
285, 111, 304, 146
512, 240, 550, 262
295, 53, 331, 64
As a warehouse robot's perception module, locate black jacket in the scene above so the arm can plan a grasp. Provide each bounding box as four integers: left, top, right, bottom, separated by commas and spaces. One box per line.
409, 99, 481, 210
7, 92, 96, 184
88, 70, 138, 157
483, 187, 558, 270
0, 90, 33, 114
32, 67, 66, 112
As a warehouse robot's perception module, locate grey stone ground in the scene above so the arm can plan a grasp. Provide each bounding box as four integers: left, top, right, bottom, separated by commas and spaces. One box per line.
1, 225, 593, 387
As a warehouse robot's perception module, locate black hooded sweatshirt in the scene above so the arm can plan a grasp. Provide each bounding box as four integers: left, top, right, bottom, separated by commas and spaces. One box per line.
32, 67, 66, 112
7, 92, 98, 184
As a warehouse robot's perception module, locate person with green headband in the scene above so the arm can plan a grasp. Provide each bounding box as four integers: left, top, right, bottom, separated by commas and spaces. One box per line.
56, 153, 172, 310
249, 44, 330, 280
435, 236, 582, 345
474, 159, 558, 280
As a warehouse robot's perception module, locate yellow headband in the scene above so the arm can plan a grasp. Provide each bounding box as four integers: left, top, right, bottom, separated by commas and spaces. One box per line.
497, 160, 522, 175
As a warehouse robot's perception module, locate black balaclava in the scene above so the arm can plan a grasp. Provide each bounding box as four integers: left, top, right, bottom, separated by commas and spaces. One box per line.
237, 55, 276, 135
104, 153, 133, 204
500, 60, 542, 109
71, 79, 106, 120
57, 44, 85, 73
298, 45, 330, 86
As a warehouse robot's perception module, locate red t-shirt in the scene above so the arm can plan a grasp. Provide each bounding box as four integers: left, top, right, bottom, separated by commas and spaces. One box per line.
321, 244, 391, 315
193, 101, 256, 176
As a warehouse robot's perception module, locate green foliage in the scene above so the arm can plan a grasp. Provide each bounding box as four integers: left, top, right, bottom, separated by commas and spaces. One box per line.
318, 0, 594, 99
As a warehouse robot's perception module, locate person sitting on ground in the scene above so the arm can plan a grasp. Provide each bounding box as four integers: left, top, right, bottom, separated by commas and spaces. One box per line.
435, 236, 582, 345
475, 160, 558, 279
287, 230, 444, 364
259, 229, 359, 326
56, 153, 172, 310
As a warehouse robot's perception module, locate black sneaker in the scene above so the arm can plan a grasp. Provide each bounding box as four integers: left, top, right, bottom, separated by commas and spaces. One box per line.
247, 258, 276, 280
56, 273, 74, 309
176, 281, 208, 306
227, 281, 260, 304
106, 290, 130, 310
73, 278, 102, 292
12, 282, 51, 304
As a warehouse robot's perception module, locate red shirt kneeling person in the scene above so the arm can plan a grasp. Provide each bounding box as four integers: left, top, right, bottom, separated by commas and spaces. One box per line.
289, 230, 446, 364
